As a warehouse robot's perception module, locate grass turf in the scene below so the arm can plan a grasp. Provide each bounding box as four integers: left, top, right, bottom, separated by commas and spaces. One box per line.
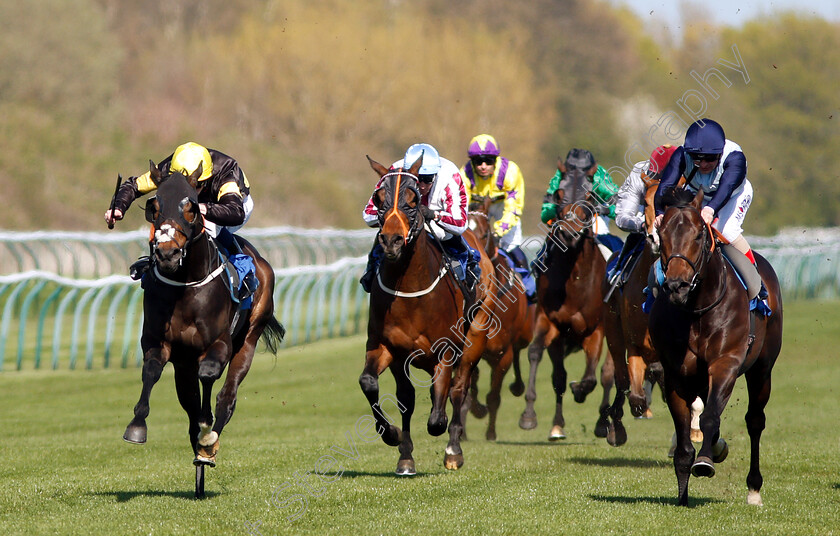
0, 300, 838, 535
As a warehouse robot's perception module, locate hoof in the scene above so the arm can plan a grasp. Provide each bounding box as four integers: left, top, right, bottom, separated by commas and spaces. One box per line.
607, 423, 627, 447
519, 411, 537, 430
636, 408, 654, 419
509, 381, 525, 397
196, 436, 220, 467
548, 425, 566, 441
123, 423, 147, 444
427, 418, 447, 437
396, 459, 416, 476
594, 418, 609, 438
486, 429, 497, 442
691, 456, 715, 478
747, 490, 763, 506
444, 452, 464, 470
569, 380, 595, 403
712, 438, 729, 463
470, 402, 489, 419
690, 428, 704, 443
193, 455, 216, 468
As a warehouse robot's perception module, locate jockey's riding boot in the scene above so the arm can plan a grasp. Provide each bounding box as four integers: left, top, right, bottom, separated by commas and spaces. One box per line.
442, 235, 479, 303
129, 256, 151, 281
360, 240, 383, 293
239, 271, 258, 301
508, 246, 537, 304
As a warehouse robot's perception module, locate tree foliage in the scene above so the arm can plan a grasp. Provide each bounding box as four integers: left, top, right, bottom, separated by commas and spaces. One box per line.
1, 1, 837, 235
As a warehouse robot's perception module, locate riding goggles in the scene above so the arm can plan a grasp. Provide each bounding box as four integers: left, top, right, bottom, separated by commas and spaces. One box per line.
688, 152, 721, 163
471, 155, 496, 166
417, 173, 436, 184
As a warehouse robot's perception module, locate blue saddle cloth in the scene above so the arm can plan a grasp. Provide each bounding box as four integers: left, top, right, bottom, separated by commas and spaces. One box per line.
642, 258, 771, 317
436, 233, 481, 282
497, 249, 537, 299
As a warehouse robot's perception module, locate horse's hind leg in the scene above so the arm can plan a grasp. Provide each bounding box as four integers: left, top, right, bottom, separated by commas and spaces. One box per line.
195, 340, 233, 465
485, 348, 513, 441
743, 363, 773, 506
124, 346, 169, 444
693, 358, 739, 479
509, 346, 525, 397
469, 366, 488, 419
174, 361, 205, 498
599, 352, 623, 444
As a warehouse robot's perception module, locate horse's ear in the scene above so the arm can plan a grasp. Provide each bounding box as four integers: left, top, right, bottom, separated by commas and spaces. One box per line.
408, 153, 423, 176
585, 162, 598, 177
372, 187, 386, 209
404, 188, 417, 208
691, 188, 704, 209
367, 155, 388, 177
149, 160, 162, 186
557, 158, 567, 173
186, 162, 202, 188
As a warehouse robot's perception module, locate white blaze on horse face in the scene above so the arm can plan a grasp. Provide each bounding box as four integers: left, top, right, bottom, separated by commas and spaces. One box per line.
155, 224, 177, 244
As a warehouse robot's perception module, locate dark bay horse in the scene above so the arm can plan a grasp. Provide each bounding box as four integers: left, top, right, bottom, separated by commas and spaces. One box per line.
651, 187, 782, 506
520, 167, 614, 441
603, 176, 702, 450
122, 161, 285, 498
359, 156, 497, 475
462, 195, 534, 440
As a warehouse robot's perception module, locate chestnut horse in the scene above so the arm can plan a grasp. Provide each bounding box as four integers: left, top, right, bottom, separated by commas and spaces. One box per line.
123, 162, 285, 498
651, 187, 783, 506
359, 156, 496, 474
461, 195, 534, 440
520, 168, 614, 441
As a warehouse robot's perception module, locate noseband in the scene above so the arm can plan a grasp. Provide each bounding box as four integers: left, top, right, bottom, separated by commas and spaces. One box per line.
150, 195, 205, 269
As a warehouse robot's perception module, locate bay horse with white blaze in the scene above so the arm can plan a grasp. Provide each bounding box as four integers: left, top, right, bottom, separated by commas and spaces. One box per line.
651, 187, 782, 506
359, 156, 495, 474
122, 161, 285, 498
462, 195, 534, 441
521, 166, 614, 441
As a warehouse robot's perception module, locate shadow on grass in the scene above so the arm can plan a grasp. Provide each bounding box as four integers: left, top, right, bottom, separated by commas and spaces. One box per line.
568, 456, 669, 469
339, 470, 438, 479
589, 494, 721, 507
90, 490, 219, 501
492, 440, 588, 447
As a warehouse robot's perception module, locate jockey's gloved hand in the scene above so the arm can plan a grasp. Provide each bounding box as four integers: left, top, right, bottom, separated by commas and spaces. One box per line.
419, 205, 437, 222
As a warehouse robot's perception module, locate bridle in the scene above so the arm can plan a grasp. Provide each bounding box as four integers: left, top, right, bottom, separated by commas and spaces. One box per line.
661, 205, 727, 313
377, 171, 423, 245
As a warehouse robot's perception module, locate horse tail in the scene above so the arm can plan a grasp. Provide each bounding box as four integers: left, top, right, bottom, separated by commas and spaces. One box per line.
260, 315, 286, 355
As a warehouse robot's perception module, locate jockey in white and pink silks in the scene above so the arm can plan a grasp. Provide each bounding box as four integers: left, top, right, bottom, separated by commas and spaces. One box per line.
360, 143, 479, 294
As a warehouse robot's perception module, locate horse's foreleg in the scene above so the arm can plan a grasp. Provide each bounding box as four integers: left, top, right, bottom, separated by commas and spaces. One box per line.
212, 337, 257, 437
520, 324, 551, 430
173, 361, 201, 454
392, 366, 416, 476
743, 362, 772, 506
445, 338, 485, 470
599, 351, 622, 444
547, 337, 568, 441
665, 380, 695, 506
469, 366, 488, 419
693, 357, 739, 479
427, 360, 451, 438
570, 327, 603, 403
124, 346, 169, 444
359, 346, 400, 447
627, 353, 650, 417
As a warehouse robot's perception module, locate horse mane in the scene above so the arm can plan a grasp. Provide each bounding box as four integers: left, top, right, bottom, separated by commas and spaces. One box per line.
661, 186, 695, 209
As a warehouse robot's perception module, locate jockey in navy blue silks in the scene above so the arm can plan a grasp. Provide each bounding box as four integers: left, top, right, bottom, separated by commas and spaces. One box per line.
654, 118, 756, 265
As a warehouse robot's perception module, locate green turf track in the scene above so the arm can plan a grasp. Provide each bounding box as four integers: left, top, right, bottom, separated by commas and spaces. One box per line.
1, 300, 838, 535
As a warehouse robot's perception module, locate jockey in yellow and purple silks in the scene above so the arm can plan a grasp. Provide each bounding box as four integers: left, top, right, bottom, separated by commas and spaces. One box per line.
461, 134, 535, 302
